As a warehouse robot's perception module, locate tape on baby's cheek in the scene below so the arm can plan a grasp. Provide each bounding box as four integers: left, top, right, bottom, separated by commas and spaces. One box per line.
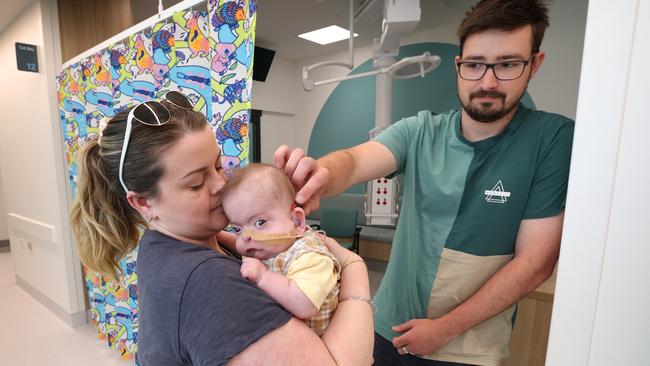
241, 228, 299, 245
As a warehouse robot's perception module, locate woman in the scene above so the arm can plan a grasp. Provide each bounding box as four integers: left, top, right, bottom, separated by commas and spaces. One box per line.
70, 91, 374, 365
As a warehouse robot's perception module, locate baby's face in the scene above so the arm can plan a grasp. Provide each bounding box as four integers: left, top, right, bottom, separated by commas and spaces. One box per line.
223, 190, 296, 260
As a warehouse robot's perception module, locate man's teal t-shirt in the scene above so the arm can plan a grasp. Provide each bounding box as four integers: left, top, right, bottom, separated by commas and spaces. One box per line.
373, 104, 574, 366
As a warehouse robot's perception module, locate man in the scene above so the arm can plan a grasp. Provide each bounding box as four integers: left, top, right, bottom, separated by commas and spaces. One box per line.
275, 1, 574, 365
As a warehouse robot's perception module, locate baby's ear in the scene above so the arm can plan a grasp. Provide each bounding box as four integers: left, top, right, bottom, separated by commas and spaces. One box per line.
291, 206, 306, 230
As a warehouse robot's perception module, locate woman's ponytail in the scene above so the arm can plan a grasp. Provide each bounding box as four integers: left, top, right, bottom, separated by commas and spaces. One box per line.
70, 138, 144, 280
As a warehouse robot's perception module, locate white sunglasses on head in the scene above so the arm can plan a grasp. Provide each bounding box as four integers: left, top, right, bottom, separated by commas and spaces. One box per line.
118, 91, 194, 192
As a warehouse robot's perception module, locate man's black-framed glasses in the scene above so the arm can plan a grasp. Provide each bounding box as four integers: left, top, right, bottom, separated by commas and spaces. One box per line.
456, 54, 536, 81
118, 90, 194, 192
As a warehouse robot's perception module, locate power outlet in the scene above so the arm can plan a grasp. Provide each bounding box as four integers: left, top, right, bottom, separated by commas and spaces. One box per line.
18, 238, 33, 253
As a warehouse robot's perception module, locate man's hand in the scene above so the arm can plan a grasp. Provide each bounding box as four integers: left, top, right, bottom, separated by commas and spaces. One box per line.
392, 317, 459, 356
274, 145, 329, 214
240, 257, 267, 284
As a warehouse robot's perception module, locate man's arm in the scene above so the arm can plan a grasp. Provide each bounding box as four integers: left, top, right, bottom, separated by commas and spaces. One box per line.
318, 141, 398, 197
393, 211, 564, 355
274, 142, 397, 213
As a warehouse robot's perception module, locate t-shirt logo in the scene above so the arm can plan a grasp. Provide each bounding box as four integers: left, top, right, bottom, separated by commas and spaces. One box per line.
484, 180, 511, 204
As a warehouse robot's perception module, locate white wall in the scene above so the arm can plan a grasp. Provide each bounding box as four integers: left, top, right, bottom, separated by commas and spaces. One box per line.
0, 163, 8, 240
253, 0, 588, 156
252, 53, 299, 162
259, 112, 296, 164
528, 0, 588, 119
547, 0, 650, 365
0, 0, 85, 325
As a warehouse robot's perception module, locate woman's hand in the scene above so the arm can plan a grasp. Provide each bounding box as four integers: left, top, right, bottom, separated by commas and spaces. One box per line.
322, 236, 363, 270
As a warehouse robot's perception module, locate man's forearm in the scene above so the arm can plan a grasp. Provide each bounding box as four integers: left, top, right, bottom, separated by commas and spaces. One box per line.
318, 149, 359, 197
318, 141, 398, 198
441, 255, 557, 337
438, 214, 563, 338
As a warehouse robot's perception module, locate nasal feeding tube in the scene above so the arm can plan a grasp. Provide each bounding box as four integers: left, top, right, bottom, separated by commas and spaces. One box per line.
240, 228, 302, 245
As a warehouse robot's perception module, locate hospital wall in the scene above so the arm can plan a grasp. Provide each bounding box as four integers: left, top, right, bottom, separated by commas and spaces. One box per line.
0, 167, 8, 240
253, 0, 588, 161
252, 54, 299, 164
0, 0, 86, 325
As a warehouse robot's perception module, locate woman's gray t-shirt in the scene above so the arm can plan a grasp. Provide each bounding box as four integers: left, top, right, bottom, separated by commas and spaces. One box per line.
136, 230, 292, 365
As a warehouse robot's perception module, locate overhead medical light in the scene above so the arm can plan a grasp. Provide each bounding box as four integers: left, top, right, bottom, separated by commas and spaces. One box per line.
298, 25, 359, 45
302, 0, 440, 226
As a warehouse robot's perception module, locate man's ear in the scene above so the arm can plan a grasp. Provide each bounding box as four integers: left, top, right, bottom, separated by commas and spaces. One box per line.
291, 206, 306, 231
529, 51, 546, 79
126, 191, 151, 218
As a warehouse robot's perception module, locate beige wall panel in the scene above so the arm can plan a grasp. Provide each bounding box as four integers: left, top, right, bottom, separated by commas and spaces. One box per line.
57, 0, 132, 62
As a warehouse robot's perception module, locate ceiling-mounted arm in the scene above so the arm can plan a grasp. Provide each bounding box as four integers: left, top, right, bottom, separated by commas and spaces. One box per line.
303, 0, 356, 91
374, 0, 421, 68
302, 52, 440, 93
303, 0, 426, 91
348, 0, 354, 70
303, 66, 384, 91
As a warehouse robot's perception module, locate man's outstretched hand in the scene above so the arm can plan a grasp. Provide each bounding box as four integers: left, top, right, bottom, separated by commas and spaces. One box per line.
274, 145, 329, 214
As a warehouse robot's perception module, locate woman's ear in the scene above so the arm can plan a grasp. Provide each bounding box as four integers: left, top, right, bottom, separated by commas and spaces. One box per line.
291, 206, 306, 231
126, 191, 151, 218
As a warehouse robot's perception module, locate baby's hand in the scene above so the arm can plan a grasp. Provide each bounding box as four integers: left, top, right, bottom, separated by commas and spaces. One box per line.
240, 257, 266, 284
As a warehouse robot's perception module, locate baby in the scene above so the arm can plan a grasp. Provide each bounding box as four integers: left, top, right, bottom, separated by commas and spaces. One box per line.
221, 163, 340, 336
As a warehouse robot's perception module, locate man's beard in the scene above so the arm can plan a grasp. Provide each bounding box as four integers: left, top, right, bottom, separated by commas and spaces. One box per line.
460, 88, 525, 123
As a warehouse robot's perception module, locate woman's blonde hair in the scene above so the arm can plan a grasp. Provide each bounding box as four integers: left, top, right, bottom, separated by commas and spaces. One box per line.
70, 102, 208, 279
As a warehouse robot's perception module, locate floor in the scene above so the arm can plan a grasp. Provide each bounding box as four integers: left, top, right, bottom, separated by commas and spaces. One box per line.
0, 247, 129, 366
0, 246, 384, 365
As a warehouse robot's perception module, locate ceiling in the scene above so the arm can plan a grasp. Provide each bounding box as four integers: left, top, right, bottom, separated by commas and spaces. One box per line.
0, 0, 473, 62
0, 0, 33, 33
256, 0, 471, 61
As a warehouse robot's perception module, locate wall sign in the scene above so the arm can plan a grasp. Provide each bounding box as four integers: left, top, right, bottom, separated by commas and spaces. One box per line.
15, 42, 39, 73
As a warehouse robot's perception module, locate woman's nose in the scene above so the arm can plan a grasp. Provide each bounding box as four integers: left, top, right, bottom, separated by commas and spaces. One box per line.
210, 171, 226, 195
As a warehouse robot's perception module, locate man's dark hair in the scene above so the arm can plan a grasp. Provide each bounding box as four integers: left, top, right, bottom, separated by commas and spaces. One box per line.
457, 0, 550, 55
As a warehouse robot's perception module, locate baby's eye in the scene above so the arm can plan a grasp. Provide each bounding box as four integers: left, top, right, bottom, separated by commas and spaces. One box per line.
230, 226, 241, 234
254, 219, 266, 228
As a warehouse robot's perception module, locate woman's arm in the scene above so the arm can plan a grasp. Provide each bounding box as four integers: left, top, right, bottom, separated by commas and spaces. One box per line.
229, 238, 374, 366
228, 318, 336, 365
321, 236, 374, 365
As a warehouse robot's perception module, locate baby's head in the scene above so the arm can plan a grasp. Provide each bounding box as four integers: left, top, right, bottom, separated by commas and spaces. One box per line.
222, 163, 307, 259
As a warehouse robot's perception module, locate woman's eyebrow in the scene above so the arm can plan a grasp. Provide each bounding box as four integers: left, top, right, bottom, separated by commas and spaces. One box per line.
181, 167, 207, 180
